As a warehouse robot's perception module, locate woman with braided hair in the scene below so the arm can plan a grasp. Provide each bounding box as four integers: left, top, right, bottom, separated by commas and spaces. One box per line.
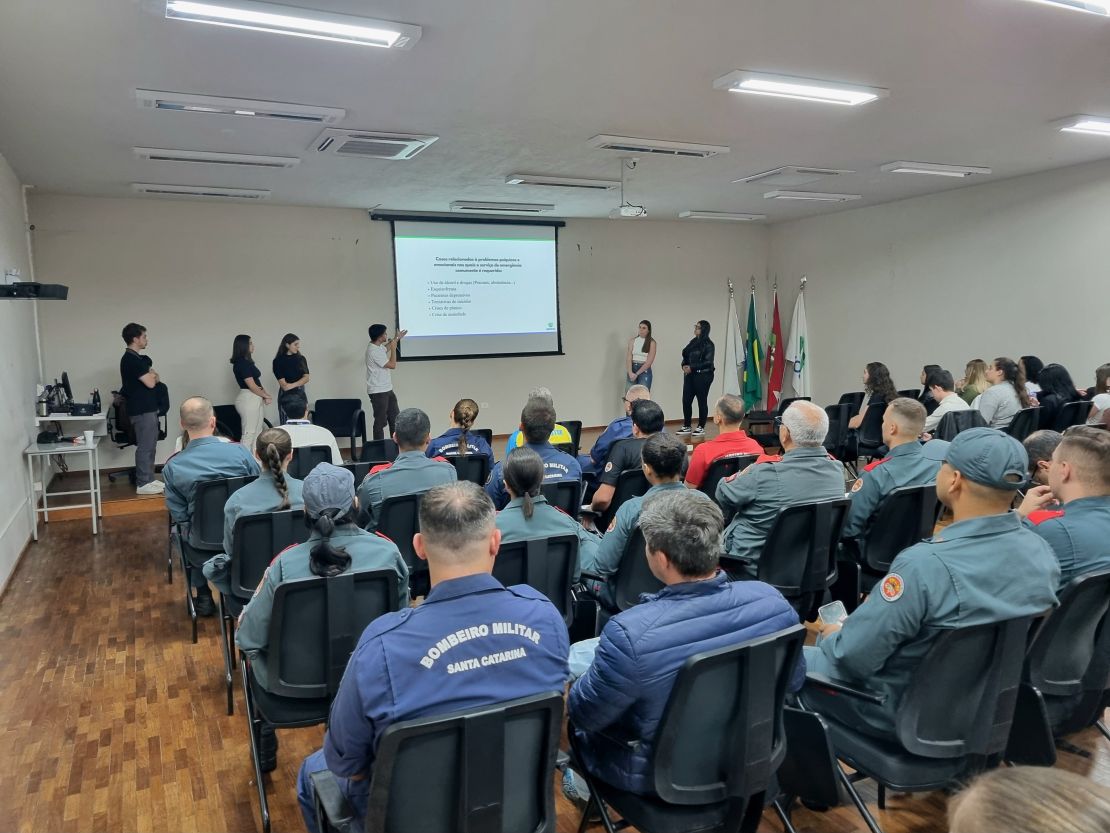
427, 398, 495, 467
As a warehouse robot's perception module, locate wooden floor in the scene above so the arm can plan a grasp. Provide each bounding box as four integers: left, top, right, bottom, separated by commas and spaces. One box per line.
2, 513, 1108, 833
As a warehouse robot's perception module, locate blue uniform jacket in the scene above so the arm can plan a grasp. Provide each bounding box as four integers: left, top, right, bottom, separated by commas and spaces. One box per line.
357, 450, 457, 529
590, 416, 632, 468
486, 442, 582, 510
426, 428, 495, 468
322, 573, 569, 779
1025, 496, 1110, 590
568, 572, 804, 795
162, 435, 260, 523
495, 495, 601, 582
842, 441, 942, 540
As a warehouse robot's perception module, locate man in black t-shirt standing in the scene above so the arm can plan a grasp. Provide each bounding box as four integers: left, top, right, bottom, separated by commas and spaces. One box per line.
120, 322, 162, 495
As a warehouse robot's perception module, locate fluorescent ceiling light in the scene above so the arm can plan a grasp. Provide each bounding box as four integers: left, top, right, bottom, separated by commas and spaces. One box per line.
713, 70, 888, 106
734, 165, 853, 186
1018, 0, 1108, 16
133, 147, 300, 168
880, 161, 991, 178
1055, 115, 1110, 135
506, 174, 620, 190
764, 190, 860, 202
450, 201, 554, 214
679, 211, 766, 221
131, 183, 271, 199
135, 89, 345, 124
165, 1, 422, 48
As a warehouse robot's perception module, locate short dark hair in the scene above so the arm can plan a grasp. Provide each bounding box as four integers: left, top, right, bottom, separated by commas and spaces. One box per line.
521, 398, 556, 444
641, 432, 686, 478
630, 399, 664, 434
368, 324, 387, 341
394, 408, 431, 449
716, 394, 745, 424
283, 397, 308, 420
122, 323, 146, 344
419, 481, 495, 558
926, 368, 955, 392
639, 490, 723, 578
1024, 430, 1062, 476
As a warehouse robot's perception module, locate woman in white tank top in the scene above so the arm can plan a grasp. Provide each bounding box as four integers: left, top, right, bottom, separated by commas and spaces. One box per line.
626, 320, 657, 391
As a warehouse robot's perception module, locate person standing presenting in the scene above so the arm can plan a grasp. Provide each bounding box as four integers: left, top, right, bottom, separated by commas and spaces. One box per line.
120, 322, 163, 495
365, 324, 406, 441
625, 320, 657, 392
230, 334, 271, 453
272, 333, 310, 424
677, 320, 715, 436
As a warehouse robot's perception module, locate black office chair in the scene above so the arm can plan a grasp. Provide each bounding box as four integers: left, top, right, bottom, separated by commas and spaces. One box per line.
175, 475, 256, 643
312, 398, 366, 461
107, 391, 168, 485
360, 438, 399, 465
446, 453, 491, 486
540, 479, 582, 518
288, 444, 333, 480
243, 570, 401, 833
570, 625, 805, 833
700, 454, 758, 506
750, 397, 811, 450
838, 391, 865, 412
560, 420, 583, 458
492, 534, 578, 626
472, 428, 494, 449
932, 409, 987, 441
1054, 400, 1093, 432
1003, 407, 1040, 443
310, 691, 564, 833
376, 493, 425, 597
340, 461, 372, 482
851, 403, 888, 467
212, 403, 275, 443
217, 509, 308, 715
853, 484, 939, 595
611, 527, 663, 612
594, 467, 650, 533
786, 615, 1038, 833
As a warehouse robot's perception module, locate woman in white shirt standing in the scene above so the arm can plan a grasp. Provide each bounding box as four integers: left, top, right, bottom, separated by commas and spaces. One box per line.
973, 356, 1033, 428
625, 320, 657, 392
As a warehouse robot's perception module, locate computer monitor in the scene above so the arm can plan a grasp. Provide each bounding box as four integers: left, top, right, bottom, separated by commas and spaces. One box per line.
60, 371, 73, 404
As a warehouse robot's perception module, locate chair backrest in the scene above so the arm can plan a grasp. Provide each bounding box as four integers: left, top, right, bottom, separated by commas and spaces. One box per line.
365, 692, 564, 833
312, 398, 366, 445
896, 616, 1037, 759
597, 465, 650, 531
341, 461, 372, 482
361, 438, 400, 465
539, 480, 581, 518
213, 404, 242, 441
447, 454, 491, 486
1054, 400, 1092, 433
651, 625, 805, 807
1003, 407, 1040, 443
856, 401, 887, 451
897, 389, 920, 400
860, 484, 939, 574
492, 535, 578, 625
289, 445, 333, 480
823, 403, 851, 460
266, 570, 401, 699
838, 391, 865, 411
378, 493, 424, 577
228, 509, 309, 603
189, 475, 257, 550
757, 498, 849, 612
559, 420, 583, 458
776, 396, 811, 416
612, 527, 663, 611
109, 391, 136, 446
472, 428, 494, 449
699, 454, 758, 503
933, 408, 987, 441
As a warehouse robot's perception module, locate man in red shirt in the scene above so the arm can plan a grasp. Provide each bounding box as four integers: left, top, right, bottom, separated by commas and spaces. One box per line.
684, 394, 763, 489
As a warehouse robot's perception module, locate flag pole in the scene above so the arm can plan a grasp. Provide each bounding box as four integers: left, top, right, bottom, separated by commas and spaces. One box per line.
722, 278, 734, 396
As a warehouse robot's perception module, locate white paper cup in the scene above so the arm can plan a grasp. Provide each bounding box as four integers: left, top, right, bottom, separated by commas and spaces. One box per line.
83, 430, 95, 445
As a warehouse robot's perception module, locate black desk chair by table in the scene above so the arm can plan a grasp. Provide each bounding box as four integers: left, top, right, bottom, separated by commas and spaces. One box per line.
375, 493, 425, 597
447, 454, 491, 486
1003, 407, 1040, 443
310, 691, 564, 833
699, 454, 758, 509
569, 624, 805, 833
312, 398, 366, 461
360, 438, 399, 466
932, 409, 987, 441
492, 534, 578, 626
540, 479, 583, 519
288, 444, 333, 480
243, 570, 400, 833
107, 392, 169, 486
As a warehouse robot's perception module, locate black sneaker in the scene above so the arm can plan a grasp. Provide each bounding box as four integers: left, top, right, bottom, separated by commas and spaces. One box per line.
676, 425, 692, 435
194, 591, 217, 617
693, 426, 705, 436
259, 722, 279, 773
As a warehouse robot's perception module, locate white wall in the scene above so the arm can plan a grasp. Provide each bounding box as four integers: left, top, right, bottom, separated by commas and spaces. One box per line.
30, 195, 766, 469
767, 157, 1110, 407
0, 155, 38, 593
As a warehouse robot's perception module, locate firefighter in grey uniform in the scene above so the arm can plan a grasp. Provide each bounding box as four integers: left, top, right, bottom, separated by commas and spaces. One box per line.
715, 400, 843, 575
803, 427, 1060, 739
357, 407, 456, 529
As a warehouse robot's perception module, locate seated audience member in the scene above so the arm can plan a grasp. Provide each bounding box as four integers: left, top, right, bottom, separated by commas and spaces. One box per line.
1035, 363, 1082, 430
296, 482, 569, 833
847, 361, 898, 430
957, 358, 991, 405
581, 433, 707, 609
1084, 363, 1110, 400
948, 766, 1110, 833
1022, 430, 1063, 490
842, 398, 942, 543
1018, 426, 1110, 590
921, 368, 970, 435
1020, 354, 1044, 400
357, 408, 457, 529
717, 400, 844, 574
486, 398, 582, 510
163, 396, 260, 616
917, 363, 941, 415
683, 394, 763, 490
803, 428, 1059, 739
973, 356, 1033, 429
495, 447, 600, 582
426, 397, 495, 468
1088, 393, 1110, 428
202, 427, 305, 597
589, 399, 665, 515
278, 397, 344, 465
580, 384, 650, 476
566, 489, 803, 796
236, 463, 408, 772
504, 386, 574, 453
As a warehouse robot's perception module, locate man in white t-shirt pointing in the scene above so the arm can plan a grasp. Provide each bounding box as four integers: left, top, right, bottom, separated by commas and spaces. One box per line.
366, 324, 407, 440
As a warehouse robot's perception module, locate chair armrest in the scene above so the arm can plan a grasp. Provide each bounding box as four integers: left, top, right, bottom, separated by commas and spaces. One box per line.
805, 672, 887, 705
310, 769, 358, 833
566, 717, 640, 751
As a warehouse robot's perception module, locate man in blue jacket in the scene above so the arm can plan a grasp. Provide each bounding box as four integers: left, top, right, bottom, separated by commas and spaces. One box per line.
567, 489, 803, 796
579, 384, 650, 476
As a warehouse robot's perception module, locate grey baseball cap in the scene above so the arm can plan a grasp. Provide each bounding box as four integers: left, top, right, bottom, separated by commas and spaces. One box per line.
943, 427, 1028, 490
303, 463, 356, 516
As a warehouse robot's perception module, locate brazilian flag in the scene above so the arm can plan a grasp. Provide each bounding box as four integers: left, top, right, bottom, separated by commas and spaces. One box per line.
743, 292, 762, 410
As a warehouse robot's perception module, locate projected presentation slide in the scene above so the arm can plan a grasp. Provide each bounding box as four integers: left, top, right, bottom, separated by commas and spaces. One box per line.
393, 220, 561, 359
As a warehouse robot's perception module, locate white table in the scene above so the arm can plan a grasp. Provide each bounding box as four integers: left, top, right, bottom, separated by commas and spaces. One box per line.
24, 438, 102, 539
34, 412, 108, 436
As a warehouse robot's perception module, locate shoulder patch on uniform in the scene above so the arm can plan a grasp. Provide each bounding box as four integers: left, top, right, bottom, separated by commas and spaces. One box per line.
863, 457, 890, 473
374, 531, 395, 543
369, 462, 393, 475
755, 454, 782, 465
880, 573, 904, 602
604, 462, 614, 473
1028, 508, 1066, 526
850, 478, 864, 493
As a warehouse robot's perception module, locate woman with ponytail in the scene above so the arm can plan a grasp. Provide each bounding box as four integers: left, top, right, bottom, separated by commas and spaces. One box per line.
494, 447, 600, 582
427, 398, 495, 467
974, 356, 1033, 429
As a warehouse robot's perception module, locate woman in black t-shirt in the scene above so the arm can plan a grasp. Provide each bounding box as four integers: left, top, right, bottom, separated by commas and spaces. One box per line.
231, 334, 272, 450
272, 332, 310, 423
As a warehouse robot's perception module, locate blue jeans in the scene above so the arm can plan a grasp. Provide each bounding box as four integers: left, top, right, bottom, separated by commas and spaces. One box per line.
627, 362, 652, 391
297, 749, 370, 833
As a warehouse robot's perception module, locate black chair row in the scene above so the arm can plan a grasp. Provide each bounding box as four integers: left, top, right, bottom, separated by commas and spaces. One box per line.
698, 453, 758, 509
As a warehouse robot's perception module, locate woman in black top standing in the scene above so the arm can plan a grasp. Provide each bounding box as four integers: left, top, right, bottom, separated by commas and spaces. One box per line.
677, 320, 715, 435
272, 333, 310, 424
231, 334, 271, 451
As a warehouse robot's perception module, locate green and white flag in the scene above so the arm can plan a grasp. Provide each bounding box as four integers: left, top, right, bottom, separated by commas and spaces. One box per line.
785, 290, 809, 398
